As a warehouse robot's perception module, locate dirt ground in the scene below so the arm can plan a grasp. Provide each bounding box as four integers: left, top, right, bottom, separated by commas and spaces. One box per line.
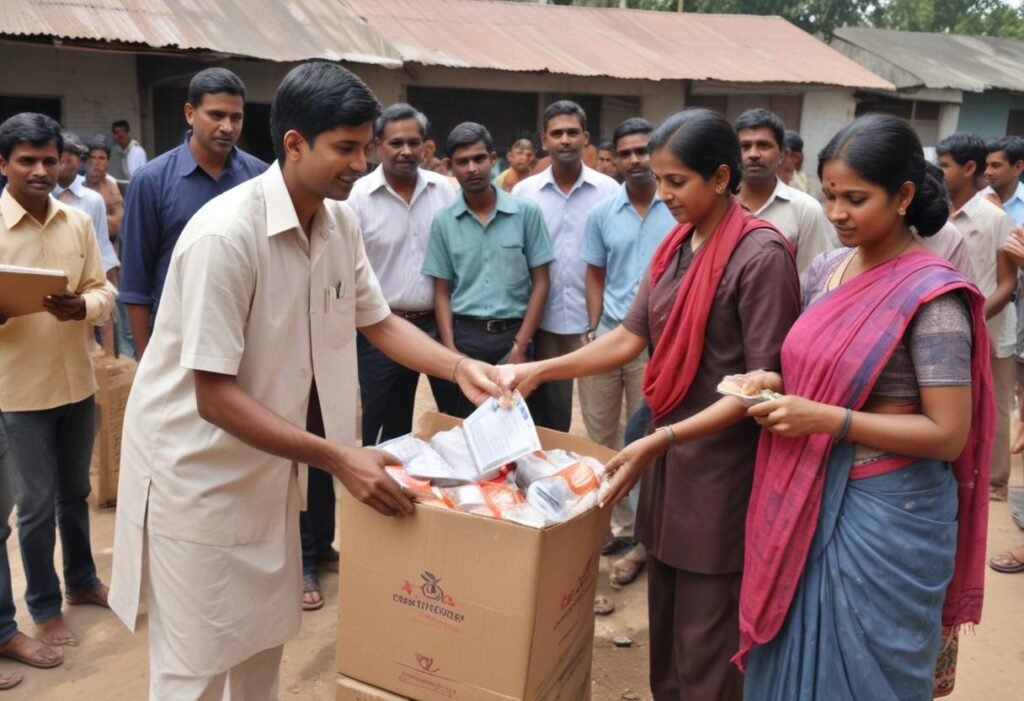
3, 380, 1022, 700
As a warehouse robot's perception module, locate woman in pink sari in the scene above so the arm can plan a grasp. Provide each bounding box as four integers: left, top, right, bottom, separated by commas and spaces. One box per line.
736, 114, 995, 700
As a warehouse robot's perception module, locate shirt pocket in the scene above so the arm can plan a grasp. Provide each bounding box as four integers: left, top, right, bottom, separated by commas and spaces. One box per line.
323, 285, 356, 349
55, 252, 86, 292
498, 242, 530, 287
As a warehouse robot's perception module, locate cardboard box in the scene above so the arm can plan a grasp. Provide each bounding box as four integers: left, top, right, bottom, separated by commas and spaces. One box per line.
337, 674, 411, 700
337, 412, 613, 701
89, 351, 137, 508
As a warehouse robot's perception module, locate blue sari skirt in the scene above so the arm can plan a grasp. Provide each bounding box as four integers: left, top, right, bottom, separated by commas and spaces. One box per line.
744, 443, 958, 701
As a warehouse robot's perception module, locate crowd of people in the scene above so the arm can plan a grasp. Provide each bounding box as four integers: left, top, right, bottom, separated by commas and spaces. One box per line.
0, 59, 1021, 699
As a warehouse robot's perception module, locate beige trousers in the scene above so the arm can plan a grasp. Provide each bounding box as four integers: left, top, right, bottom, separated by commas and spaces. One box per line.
578, 337, 648, 540
990, 354, 1015, 490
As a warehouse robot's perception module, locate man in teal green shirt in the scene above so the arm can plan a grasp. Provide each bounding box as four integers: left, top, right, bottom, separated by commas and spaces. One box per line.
423, 122, 554, 417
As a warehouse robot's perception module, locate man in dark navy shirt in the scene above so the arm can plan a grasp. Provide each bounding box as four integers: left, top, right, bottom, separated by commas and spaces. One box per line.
119, 67, 267, 357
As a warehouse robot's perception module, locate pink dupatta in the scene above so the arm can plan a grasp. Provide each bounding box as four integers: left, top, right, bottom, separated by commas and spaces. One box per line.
735, 251, 994, 666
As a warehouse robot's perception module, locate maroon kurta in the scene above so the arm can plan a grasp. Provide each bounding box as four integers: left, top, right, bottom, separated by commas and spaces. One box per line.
623, 227, 801, 574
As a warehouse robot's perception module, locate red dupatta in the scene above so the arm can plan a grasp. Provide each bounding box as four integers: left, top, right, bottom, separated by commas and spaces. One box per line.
735, 251, 994, 667
643, 197, 787, 422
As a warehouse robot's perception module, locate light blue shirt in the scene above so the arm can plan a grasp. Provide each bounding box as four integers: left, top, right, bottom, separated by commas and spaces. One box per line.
581, 184, 675, 327
53, 174, 119, 273
512, 165, 619, 334
1001, 181, 1024, 226
422, 188, 554, 319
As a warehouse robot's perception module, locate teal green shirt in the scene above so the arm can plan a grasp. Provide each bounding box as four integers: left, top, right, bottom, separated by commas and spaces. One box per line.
422, 188, 554, 319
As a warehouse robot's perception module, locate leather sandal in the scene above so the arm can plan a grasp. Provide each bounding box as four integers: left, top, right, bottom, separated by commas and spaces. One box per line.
302, 572, 325, 611
0, 633, 64, 669
989, 548, 1024, 573
0, 672, 22, 690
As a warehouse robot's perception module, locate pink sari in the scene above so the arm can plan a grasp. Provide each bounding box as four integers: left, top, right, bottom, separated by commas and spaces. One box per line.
736, 251, 994, 665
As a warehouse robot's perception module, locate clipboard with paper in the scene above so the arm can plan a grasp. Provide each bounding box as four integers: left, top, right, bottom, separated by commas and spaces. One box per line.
0, 264, 69, 318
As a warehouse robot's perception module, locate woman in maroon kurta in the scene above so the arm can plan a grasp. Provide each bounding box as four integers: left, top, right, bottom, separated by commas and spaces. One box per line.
507, 109, 801, 700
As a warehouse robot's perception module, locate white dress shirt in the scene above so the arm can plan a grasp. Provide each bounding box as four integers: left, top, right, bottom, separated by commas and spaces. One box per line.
753, 178, 835, 279
53, 174, 120, 273
109, 162, 390, 672
346, 166, 456, 312
950, 190, 1016, 357
513, 165, 620, 334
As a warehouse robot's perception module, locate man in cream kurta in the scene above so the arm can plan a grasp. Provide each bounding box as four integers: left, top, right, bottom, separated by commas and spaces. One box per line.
109, 62, 502, 700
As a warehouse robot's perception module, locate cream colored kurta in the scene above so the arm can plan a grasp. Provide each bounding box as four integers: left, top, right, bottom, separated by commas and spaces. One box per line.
109, 162, 389, 674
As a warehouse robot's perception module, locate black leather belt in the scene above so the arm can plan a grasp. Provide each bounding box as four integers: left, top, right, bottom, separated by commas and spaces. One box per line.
393, 309, 434, 321
454, 315, 523, 333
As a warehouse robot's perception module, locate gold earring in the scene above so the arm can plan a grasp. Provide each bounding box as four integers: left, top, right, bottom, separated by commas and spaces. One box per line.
898, 207, 906, 216
716, 187, 725, 194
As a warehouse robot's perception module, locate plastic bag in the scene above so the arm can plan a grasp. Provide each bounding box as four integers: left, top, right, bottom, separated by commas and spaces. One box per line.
525, 459, 603, 524
444, 479, 526, 520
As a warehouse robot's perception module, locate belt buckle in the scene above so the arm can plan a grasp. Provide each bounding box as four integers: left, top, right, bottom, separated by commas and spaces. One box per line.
485, 319, 500, 333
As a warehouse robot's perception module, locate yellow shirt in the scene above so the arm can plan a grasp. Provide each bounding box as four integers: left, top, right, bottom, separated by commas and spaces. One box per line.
0, 188, 115, 412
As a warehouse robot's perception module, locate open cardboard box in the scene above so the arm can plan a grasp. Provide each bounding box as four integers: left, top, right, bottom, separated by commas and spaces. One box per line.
337, 673, 410, 700
337, 412, 613, 701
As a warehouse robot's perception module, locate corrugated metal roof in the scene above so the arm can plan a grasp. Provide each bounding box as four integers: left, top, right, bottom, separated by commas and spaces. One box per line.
341, 0, 893, 89
833, 27, 1024, 93
0, 0, 402, 66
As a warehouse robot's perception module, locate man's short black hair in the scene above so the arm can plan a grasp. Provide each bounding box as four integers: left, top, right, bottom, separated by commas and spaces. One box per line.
511, 135, 537, 151
187, 67, 247, 108
598, 139, 614, 152
734, 108, 786, 149
111, 119, 130, 132
936, 132, 988, 173
60, 131, 88, 159
86, 135, 111, 156
0, 112, 63, 161
446, 122, 495, 157
270, 62, 382, 162
987, 136, 1024, 165
783, 129, 803, 153
374, 103, 428, 140
542, 100, 586, 132
612, 118, 654, 150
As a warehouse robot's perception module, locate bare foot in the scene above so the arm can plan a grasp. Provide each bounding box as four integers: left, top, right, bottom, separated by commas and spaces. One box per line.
66, 583, 109, 608
0, 631, 64, 668
35, 616, 77, 647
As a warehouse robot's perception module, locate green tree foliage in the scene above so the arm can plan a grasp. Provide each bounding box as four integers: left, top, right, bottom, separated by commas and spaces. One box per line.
546, 0, 1024, 39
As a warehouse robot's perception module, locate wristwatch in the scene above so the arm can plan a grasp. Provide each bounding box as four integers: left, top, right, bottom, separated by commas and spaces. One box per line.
585, 328, 597, 343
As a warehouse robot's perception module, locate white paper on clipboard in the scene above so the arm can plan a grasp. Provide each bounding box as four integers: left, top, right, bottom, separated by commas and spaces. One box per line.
462, 394, 542, 475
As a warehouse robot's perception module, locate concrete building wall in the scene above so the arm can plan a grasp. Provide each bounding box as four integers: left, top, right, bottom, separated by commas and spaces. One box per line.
800, 89, 858, 194
957, 91, 1024, 139
0, 41, 139, 142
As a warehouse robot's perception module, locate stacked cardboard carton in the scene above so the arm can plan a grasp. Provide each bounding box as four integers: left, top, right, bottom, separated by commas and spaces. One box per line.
336, 412, 613, 701
89, 350, 137, 508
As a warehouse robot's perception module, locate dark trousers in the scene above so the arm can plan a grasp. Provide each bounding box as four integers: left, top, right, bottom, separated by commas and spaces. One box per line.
0, 396, 100, 624
647, 556, 743, 701
0, 424, 18, 645
434, 319, 521, 419
527, 330, 582, 432
301, 383, 335, 576
357, 315, 445, 446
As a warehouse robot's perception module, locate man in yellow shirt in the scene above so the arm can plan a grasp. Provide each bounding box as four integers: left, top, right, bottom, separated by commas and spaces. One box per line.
0, 113, 115, 653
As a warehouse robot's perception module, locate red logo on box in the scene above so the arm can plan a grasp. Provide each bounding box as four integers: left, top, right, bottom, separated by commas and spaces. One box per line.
416, 653, 440, 674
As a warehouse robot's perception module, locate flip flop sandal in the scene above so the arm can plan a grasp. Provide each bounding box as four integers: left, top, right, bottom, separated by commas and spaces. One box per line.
302, 572, 325, 611
989, 549, 1024, 573
0, 636, 64, 669
593, 596, 616, 616
0, 672, 23, 690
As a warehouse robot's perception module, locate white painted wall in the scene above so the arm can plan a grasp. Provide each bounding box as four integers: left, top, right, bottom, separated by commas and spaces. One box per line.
0, 41, 139, 143
800, 89, 858, 195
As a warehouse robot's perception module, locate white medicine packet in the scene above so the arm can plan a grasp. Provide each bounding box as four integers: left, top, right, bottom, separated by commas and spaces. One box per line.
462, 393, 542, 475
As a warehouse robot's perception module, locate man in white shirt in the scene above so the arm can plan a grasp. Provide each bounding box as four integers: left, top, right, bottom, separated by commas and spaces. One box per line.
937, 132, 1017, 502
513, 100, 619, 431
108, 120, 147, 181
108, 63, 504, 699
734, 109, 834, 279
346, 104, 456, 446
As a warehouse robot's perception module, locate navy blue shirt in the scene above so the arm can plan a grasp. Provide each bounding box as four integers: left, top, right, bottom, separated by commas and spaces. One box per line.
119, 138, 268, 309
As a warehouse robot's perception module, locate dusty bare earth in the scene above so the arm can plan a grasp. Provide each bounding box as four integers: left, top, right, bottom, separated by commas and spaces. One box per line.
3, 380, 1022, 700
